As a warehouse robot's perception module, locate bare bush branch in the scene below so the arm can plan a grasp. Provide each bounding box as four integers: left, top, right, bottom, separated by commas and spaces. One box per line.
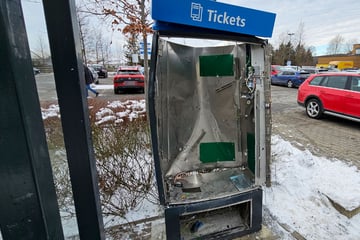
42, 99, 156, 221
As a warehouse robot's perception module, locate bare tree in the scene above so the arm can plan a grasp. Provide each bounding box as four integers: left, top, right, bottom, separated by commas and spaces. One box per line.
344, 38, 358, 54
77, 6, 92, 64
327, 34, 345, 55
77, 2, 112, 64
90, 0, 153, 79
33, 36, 50, 65
295, 22, 305, 47
93, 31, 111, 64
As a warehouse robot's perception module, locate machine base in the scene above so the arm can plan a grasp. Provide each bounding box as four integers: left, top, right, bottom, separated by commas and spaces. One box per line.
164, 187, 262, 240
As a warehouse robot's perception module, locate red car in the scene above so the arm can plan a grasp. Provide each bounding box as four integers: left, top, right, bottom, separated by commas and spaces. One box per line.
271, 65, 282, 76
297, 72, 360, 122
113, 66, 145, 94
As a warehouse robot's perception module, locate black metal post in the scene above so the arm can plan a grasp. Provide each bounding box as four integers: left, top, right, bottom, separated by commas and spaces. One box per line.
42, 0, 105, 239
0, 0, 64, 239
148, 32, 166, 205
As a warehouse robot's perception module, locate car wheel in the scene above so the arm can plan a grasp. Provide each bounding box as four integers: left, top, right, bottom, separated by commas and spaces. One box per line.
114, 89, 119, 94
287, 80, 293, 88
306, 98, 323, 119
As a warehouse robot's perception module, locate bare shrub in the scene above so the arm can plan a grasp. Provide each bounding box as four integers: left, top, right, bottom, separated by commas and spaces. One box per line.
91, 118, 154, 217
41, 99, 156, 220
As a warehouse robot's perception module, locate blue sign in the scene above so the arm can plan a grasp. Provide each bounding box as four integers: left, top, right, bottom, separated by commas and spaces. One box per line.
139, 42, 152, 59
139, 42, 151, 54
151, 0, 276, 37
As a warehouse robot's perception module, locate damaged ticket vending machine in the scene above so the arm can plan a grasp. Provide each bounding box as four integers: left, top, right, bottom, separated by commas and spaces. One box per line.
148, 0, 276, 239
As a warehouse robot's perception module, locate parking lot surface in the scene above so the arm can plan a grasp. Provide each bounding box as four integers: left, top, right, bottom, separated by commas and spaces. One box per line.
271, 85, 360, 169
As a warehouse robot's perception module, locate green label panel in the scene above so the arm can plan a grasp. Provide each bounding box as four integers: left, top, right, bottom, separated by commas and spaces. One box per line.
200, 142, 235, 163
199, 54, 234, 77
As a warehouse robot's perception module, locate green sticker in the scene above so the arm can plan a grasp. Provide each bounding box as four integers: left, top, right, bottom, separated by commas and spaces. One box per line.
199, 54, 234, 77
200, 142, 235, 163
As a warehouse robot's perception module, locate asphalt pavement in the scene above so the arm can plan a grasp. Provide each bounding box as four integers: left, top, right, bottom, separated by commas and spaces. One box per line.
35, 73, 144, 102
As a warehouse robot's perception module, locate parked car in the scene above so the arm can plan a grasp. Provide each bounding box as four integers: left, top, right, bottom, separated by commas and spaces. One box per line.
271, 69, 310, 88
297, 72, 360, 122
90, 64, 108, 78
300, 67, 332, 74
33, 67, 40, 75
271, 65, 282, 76
300, 67, 317, 74
283, 65, 301, 71
88, 66, 99, 84
342, 68, 360, 73
113, 66, 145, 94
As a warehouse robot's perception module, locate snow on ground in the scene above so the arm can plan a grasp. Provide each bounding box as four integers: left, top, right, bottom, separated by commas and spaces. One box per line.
91, 84, 114, 90
265, 135, 360, 240
41, 100, 360, 239
95, 100, 146, 124
61, 197, 162, 238
41, 104, 60, 119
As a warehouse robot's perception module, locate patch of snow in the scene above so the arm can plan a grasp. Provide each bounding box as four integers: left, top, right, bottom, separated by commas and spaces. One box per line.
264, 135, 360, 239
42, 104, 60, 119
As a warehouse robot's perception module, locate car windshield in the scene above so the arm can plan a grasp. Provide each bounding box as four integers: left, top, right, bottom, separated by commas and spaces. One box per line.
92, 65, 102, 70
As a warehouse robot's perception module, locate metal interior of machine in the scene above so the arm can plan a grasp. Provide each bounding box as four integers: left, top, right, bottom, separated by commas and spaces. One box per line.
179, 201, 251, 239
155, 37, 265, 204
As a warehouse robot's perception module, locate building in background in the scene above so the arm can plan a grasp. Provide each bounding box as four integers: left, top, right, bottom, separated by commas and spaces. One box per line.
316, 44, 360, 69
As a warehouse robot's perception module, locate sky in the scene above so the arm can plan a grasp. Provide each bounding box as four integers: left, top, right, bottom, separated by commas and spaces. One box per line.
224, 0, 360, 55
21, 0, 127, 62
21, 0, 360, 58
40, 89, 360, 239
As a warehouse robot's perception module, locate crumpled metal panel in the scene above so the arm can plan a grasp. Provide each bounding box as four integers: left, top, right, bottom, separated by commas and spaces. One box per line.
155, 39, 248, 177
